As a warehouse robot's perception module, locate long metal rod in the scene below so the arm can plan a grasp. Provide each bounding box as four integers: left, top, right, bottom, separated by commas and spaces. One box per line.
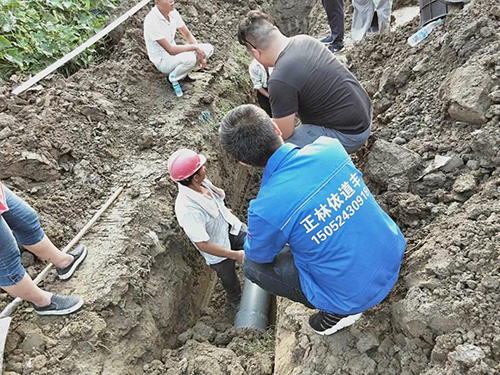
0, 186, 123, 319
12, 0, 152, 95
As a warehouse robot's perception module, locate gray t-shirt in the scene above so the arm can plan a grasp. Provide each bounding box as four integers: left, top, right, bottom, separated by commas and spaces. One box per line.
268, 35, 372, 135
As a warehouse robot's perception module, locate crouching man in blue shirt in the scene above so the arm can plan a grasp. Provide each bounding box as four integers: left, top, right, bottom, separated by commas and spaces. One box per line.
219, 104, 406, 336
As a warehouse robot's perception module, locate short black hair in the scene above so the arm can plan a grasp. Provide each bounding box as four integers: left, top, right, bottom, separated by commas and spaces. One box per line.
237, 10, 277, 49
178, 169, 200, 186
219, 104, 282, 168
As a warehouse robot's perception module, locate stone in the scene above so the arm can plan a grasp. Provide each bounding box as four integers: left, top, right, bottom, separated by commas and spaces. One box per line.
81, 105, 106, 122
184, 5, 199, 18
192, 322, 216, 342
481, 275, 499, 290
441, 155, 464, 172
413, 57, 430, 75
452, 174, 476, 194
422, 172, 447, 186
140, 132, 155, 150
0, 151, 59, 182
347, 354, 377, 375
0, 126, 12, 140
393, 136, 406, 145
448, 344, 485, 368
0, 112, 16, 129
21, 330, 47, 355
365, 140, 422, 190
441, 64, 492, 124
489, 89, 500, 103
492, 6, 500, 18
178, 329, 193, 345
357, 332, 380, 353
32, 355, 48, 371
21, 251, 35, 267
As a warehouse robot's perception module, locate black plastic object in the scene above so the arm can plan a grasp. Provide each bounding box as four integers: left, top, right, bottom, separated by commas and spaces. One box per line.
419, 0, 449, 26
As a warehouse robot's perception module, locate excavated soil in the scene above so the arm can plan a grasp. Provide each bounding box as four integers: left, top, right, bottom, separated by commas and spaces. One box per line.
0, 0, 499, 375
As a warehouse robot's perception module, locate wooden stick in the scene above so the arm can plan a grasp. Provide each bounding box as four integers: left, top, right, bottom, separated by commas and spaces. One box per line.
0, 186, 123, 319
12, 0, 152, 96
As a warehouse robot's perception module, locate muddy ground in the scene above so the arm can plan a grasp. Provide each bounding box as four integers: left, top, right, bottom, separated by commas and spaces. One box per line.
0, 0, 499, 374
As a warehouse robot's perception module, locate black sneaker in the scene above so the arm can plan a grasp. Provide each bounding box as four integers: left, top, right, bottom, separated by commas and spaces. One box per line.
309, 311, 362, 336
182, 75, 197, 83
328, 43, 344, 53
320, 34, 333, 44
56, 244, 87, 280
34, 294, 84, 316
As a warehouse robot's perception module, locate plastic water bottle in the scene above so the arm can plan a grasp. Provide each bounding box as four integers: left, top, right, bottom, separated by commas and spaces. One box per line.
407, 18, 442, 47
169, 73, 183, 97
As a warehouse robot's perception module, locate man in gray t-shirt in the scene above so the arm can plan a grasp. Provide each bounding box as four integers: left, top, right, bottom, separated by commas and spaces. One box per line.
238, 11, 372, 153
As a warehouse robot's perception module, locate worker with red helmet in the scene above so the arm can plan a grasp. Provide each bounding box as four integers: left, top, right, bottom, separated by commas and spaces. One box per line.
167, 149, 246, 309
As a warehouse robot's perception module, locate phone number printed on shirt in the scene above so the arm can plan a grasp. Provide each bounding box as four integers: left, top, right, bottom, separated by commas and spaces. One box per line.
298, 173, 370, 245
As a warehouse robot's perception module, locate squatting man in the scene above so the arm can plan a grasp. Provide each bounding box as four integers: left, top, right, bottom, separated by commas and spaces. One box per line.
218, 104, 406, 335
167, 149, 246, 309
143, 0, 213, 95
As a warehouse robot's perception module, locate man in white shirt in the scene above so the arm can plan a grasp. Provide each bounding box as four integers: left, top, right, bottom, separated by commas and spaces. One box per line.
168, 148, 246, 309
143, 0, 214, 90
248, 59, 273, 117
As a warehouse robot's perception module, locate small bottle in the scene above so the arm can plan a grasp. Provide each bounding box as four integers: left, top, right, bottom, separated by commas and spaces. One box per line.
169, 73, 183, 97
407, 18, 442, 47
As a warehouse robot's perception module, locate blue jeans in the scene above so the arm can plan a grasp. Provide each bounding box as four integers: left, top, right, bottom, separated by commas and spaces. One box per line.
243, 246, 316, 309
0, 186, 45, 286
286, 122, 372, 154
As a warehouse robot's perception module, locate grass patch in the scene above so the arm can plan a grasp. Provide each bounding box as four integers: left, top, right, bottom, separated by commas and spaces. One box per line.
0, 0, 120, 79
237, 329, 275, 356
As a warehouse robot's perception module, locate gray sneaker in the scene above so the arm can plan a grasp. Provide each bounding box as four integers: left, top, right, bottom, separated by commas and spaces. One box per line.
34, 294, 84, 316
56, 244, 87, 280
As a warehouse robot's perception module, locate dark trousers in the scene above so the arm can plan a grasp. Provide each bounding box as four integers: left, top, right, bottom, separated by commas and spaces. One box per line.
257, 91, 272, 118
321, 0, 345, 46
242, 246, 316, 309
209, 227, 247, 304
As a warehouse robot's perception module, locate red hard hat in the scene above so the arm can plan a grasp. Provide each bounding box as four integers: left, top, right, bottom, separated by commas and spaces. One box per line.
167, 149, 207, 181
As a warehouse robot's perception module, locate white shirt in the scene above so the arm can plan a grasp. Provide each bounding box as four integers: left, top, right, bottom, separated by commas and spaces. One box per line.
143, 6, 186, 67
175, 179, 243, 265
249, 59, 274, 90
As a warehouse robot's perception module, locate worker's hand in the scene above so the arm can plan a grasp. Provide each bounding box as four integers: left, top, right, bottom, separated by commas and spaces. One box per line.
195, 47, 206, 66
233, 250, 245, 264
200, 58, 207, 70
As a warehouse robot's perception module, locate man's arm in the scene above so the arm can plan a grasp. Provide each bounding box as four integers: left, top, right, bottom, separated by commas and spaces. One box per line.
196, 241, 244, 264
257, 88, 270, 98
178, 25, 198, 45
244, 212, 287, 264
273, 113, 296, 140
268, 80, 299, 140
156, 38, 201, 56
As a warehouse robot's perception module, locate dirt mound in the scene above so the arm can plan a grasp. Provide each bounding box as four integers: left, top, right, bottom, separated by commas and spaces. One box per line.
274, 1, 500, 375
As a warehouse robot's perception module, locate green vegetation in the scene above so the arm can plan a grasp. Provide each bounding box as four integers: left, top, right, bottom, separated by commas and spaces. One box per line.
0, 0, 120, 79
237, 329, 275, 356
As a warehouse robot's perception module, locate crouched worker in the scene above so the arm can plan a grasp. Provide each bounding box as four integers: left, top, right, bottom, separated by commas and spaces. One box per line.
144, 0, 213, 93
168, 149, 245, 309
219, 105, 406, 335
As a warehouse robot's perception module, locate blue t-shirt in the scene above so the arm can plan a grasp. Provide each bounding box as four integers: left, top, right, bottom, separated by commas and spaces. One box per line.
244, 137, 406, 315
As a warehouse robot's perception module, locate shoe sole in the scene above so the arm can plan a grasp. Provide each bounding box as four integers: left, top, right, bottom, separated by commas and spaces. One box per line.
58, 245, 88, 280
312, 313, 362, 336
35, 299, 84, 316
